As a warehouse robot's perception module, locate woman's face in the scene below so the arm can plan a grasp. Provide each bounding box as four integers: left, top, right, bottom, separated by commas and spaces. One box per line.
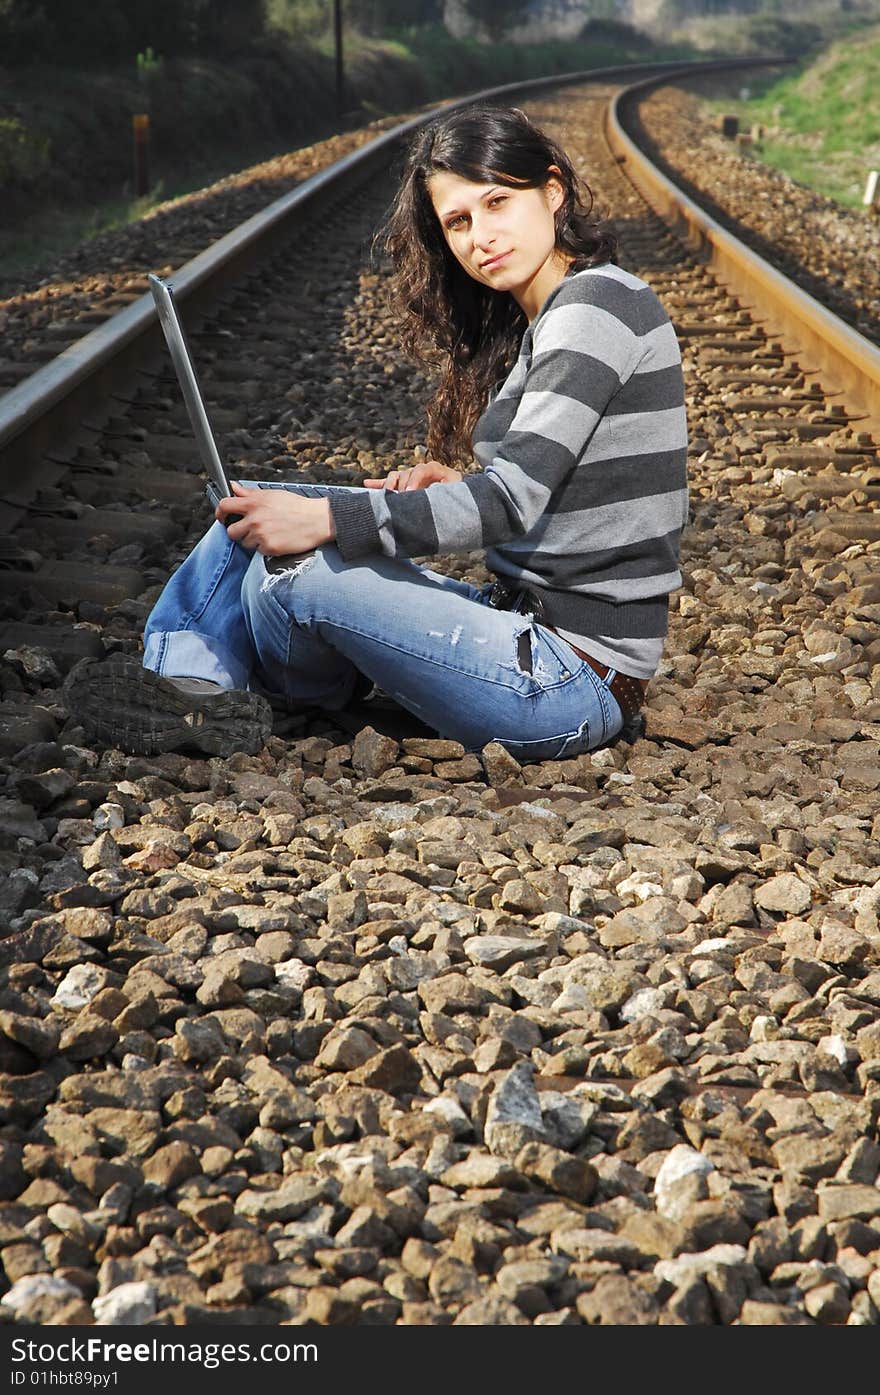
427, 168, 568, 319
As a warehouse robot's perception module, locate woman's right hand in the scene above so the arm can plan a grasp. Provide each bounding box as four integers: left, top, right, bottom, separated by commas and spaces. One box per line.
363, 460, 463, 491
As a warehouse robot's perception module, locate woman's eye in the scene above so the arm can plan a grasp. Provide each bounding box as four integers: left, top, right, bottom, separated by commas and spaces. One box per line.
489, 195, 507, 207
446, 216, 466, 231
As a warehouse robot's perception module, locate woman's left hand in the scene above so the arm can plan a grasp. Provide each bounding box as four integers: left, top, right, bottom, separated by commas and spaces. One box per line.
363, 460, 463, 491
217, 483, 336, 554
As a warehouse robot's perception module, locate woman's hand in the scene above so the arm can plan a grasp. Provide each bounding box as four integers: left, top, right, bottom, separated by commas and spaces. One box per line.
363, 459, 463, 491
217, 483, 335, 554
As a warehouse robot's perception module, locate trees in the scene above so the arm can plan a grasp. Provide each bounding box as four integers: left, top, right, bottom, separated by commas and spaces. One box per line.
0, 0, 52, 64
266, 0, 441, 40
462, 0, 531, 42
345, 0, 442, 33
0, 0, 269, 66
192, 0, 270, 52
741, 12, 822, 53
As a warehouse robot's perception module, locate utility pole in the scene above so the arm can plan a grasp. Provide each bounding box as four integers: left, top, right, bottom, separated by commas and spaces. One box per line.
334, 0, 344, 119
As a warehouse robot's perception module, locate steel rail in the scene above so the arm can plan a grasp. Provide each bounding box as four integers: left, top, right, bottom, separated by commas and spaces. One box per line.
0, 56, 779, 490
606, 75, 880, 437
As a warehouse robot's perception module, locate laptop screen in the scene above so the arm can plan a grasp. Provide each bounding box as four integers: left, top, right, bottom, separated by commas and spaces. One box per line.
148, 274, 233, 506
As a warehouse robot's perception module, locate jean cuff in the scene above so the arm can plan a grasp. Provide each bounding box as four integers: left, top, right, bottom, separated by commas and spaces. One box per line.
143, 630, 251, 691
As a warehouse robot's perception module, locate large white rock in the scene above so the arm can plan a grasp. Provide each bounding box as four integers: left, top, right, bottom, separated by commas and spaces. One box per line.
619, 987, 669, 1023
485, 1060, 545, 1156
1, 1275, 82, 1315
654, 1143, 715, 1217
51, 964, 107, 1010
551, 982, 592, 1013
93, 1281, 157, 1326
656, 1245, 749, 1286
424, 1094, 472, 1138
819, 1033, 849, 1067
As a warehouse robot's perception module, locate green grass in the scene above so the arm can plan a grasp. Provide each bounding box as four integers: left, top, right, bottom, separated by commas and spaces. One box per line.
710, 26, 880, 207
0, 187, 175, 280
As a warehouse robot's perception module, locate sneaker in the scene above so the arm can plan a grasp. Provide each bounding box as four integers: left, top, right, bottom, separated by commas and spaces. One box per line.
62, 653, 273, 756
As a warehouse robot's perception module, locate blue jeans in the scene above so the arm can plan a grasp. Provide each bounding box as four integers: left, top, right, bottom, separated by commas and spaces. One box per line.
143, 483, 624, 762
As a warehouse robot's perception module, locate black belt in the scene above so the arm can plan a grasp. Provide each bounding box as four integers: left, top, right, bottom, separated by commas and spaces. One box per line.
487, 580, 647, 723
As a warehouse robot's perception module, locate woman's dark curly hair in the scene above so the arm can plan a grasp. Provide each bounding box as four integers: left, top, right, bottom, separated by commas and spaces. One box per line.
380, 103, 618, 464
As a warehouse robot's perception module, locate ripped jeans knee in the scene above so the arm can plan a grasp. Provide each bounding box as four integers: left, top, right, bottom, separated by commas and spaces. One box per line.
261, 551, 317, 580
236, 547, 360, 710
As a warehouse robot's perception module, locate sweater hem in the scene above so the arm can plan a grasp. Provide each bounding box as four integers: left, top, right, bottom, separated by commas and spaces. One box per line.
524, 586, 670, 641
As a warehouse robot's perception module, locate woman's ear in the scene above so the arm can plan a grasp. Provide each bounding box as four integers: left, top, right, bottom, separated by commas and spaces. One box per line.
544, 165, 566, 213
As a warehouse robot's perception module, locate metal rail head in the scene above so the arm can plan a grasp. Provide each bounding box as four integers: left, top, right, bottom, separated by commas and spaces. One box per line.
606, 69, 880, 440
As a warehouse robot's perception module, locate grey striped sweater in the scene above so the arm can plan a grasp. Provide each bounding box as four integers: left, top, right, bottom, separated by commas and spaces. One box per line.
331, 263, 688, 678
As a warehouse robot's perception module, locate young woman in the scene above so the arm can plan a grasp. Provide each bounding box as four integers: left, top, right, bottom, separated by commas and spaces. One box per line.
64, 104, 688, 762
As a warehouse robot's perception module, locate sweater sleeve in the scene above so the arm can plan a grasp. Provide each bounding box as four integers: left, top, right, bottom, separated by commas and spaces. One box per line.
330, 279, 642, 562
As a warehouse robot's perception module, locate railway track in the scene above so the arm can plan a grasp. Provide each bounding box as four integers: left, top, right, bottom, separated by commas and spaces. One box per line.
0, 66, 879, 1329
609, 70, 880, 430
624, 74, 880, 350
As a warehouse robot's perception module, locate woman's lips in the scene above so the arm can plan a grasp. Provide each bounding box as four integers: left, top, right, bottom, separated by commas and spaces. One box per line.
481, 251, 511, 270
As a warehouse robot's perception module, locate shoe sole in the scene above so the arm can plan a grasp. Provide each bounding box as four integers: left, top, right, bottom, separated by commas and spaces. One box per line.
63, 654, 272, 756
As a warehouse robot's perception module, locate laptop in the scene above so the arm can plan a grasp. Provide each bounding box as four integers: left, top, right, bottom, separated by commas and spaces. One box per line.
148, 273, 235, 513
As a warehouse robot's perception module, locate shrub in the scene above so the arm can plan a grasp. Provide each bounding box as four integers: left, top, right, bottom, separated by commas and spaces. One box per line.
346, 0, 442, 35
0, 117, 51, 189
579, 17, 654, 49
742, 15, 823, 56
